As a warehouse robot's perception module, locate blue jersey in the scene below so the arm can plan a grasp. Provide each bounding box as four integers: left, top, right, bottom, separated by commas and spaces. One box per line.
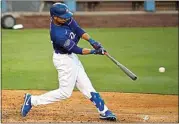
50, 18, 85, 54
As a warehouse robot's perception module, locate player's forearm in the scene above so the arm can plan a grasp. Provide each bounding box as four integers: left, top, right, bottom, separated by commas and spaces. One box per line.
82, 33, 96, 44
81, 33, 90, 41
70, 45, 95, 55
82, 48, 95, 55
81, 33, 103, 50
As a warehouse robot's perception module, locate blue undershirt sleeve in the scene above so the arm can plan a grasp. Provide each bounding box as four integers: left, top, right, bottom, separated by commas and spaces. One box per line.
69, 45, 83, 54
69, 19, 86, 37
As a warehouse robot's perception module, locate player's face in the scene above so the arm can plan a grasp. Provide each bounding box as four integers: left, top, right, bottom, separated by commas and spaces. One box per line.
53, 16, 69, 24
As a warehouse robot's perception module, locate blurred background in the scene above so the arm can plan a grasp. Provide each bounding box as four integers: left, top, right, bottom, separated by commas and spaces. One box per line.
1, 0, 179, 12
1, 0, 178, 29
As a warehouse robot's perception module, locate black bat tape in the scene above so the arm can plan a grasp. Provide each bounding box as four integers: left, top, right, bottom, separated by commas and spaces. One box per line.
106, 53, 137, 80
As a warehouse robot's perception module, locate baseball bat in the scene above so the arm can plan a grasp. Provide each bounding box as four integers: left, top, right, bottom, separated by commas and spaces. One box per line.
105, 52, 137, 81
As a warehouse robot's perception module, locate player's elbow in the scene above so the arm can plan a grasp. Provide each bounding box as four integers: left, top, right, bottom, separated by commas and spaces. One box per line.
69, 45, 83, 54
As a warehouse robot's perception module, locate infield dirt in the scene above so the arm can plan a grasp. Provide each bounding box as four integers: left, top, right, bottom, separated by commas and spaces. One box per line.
2, 90, 178, 123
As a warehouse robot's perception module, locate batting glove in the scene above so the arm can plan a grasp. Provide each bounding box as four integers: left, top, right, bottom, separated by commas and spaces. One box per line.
88, 38, 103, 50
91, 41, 102, 50
94, 48, 106, 55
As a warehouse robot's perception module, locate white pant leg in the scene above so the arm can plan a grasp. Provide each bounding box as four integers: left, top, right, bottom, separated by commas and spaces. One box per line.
31, 53, 79, 106
75, 60, 96, 98
75, 60, 108, 114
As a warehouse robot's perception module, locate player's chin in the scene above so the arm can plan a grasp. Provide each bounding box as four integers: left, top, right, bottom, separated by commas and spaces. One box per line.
57, 21, 65, 25
59, 20, 67, 24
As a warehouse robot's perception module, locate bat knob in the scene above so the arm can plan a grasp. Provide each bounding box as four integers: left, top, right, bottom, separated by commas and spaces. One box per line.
133, 76, 137, 81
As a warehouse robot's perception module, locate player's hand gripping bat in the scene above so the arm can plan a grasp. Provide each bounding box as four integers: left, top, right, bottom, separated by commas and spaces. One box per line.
104, 52, 137, 81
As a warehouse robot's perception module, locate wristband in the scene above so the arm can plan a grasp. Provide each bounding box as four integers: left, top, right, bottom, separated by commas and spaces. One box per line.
88, 38, 96, 45
90, 49, 96, 54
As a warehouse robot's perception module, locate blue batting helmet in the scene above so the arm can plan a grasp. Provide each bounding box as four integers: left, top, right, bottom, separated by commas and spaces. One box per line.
50, 3, 73, 19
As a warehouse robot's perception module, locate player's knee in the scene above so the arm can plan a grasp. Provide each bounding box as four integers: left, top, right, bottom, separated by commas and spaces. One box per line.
63, 91, 72, 98
59, 88, 72, 99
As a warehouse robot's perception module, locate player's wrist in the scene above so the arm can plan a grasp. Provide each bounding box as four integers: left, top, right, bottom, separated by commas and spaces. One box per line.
90, 49, 96, 54
88, 38, 96, 45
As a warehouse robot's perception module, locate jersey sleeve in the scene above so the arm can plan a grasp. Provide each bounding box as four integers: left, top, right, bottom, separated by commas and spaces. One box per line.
68, 18, 86, 37
55, 32, 76, 51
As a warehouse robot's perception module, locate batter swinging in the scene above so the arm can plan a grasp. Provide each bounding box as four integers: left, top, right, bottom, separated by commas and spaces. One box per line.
21, 3, 117, 121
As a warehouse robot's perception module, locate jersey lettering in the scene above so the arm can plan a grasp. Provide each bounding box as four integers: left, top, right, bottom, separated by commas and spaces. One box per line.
69, 32, 76, 40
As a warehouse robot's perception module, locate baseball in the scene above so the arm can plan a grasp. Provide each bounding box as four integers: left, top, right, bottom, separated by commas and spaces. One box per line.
159, 67, 165, 73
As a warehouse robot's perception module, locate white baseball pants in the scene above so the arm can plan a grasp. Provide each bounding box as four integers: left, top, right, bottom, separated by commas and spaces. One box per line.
31, 52, 108, 113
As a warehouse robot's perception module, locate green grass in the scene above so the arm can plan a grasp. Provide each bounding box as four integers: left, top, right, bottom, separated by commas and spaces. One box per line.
2, 28, 178, 95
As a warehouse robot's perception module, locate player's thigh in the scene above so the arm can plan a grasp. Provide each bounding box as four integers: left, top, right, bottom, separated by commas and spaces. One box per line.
76, 63, 96, 98
53, 54, 78, 92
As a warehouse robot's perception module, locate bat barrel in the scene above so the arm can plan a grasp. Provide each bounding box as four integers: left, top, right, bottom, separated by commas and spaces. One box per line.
105, 52, 137, 81
120, 65, 137, 80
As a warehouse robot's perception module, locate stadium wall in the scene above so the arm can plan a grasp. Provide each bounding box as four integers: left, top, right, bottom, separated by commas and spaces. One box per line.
14, 12, 178, 28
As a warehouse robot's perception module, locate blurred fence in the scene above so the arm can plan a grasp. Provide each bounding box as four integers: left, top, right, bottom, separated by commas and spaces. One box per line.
2, 1, 41, 12
1, 0, 178, 29
1, 0, 178, 13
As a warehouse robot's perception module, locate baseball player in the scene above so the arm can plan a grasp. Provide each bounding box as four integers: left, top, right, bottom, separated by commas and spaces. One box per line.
21, 3, 117, 121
